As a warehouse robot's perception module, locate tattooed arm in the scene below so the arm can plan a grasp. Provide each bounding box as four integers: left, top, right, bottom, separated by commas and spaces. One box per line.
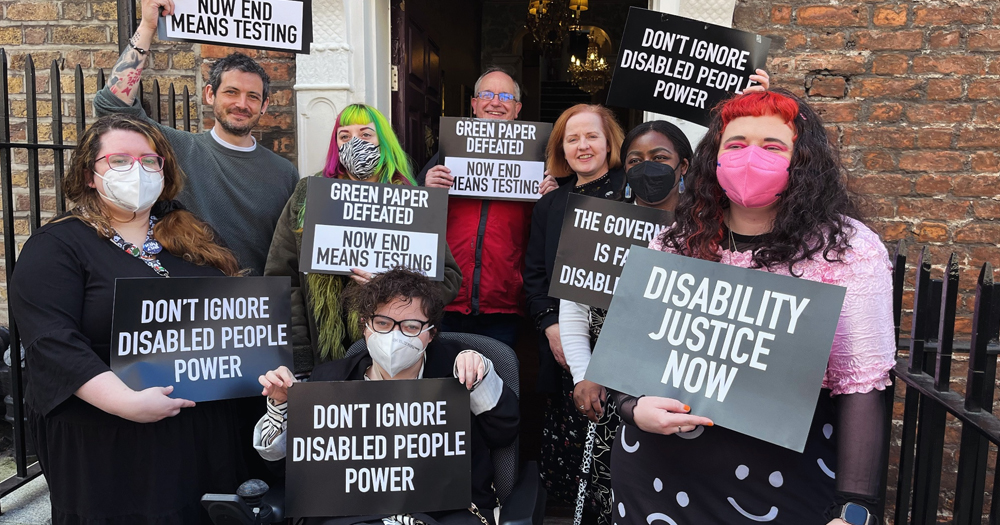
107, 0, 175, 104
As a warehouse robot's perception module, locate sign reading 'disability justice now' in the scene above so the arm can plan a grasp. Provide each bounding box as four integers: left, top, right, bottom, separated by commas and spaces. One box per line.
300, 178, 449, 281
586, 248, 846, 452
110, 276, 293, 402
606, 7, 771, 126
439, 117, 553, 201
549, 194, 672, 310
285, 379, 472, 517
158, 0, 312, 53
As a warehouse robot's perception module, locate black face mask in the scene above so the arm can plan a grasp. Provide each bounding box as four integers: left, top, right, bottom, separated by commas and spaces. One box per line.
626, 161, 676, 204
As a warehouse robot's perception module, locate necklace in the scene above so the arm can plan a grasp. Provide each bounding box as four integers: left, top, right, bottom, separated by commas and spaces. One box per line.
109, 215, 169, 277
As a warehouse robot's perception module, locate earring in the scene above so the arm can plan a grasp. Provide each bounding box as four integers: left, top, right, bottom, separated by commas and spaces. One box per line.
678, 176, 686, 194
624, 183, 632, 200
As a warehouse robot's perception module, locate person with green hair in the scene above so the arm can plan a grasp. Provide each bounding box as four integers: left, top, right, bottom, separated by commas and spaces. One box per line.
264, 103, 462, 376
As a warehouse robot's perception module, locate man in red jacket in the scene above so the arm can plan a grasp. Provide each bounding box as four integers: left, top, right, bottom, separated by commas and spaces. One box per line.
417, 67, 536, 349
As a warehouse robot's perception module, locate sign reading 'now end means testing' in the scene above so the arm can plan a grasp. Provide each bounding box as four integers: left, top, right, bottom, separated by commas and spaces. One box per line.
158, 0, 312, 53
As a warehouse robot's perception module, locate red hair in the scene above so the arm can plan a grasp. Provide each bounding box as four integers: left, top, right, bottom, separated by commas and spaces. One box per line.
719, 90, 799, 130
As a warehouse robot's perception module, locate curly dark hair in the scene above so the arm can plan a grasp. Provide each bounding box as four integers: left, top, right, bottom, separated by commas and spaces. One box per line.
340, 267, 445, 334
658, 89, 864, 275
208, 53, 270, 100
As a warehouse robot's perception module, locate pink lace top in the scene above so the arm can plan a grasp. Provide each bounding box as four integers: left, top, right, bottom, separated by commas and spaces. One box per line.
650, 217, 896, 396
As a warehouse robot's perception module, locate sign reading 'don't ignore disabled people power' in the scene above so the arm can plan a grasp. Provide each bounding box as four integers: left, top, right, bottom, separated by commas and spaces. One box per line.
110, 276, 293, 402
606, 7, 771, 126
586, 248, 847, 452
285, 378, 472, 517
157, 0, 312, 54
439, 117, 553, 201
299, 178, 449, 281
549, 194, 672, 310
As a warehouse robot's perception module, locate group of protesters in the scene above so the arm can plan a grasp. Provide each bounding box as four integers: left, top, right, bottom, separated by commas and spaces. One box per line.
6, 0, 896, 524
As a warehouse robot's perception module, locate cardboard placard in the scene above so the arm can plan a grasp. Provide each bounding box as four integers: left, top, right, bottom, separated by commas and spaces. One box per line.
586, 248, 846, 452
285, 378, 472, 517
110, 276, 293, 402
157, 0, 312, 54
549, 194, 672, 310
299, 178, 449, 281
438, 117, 553, 201
606, 7, 771, 126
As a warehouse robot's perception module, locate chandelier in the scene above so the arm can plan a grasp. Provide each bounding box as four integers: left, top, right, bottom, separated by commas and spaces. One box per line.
526, 0, 572, 54
568, 35, 610, 94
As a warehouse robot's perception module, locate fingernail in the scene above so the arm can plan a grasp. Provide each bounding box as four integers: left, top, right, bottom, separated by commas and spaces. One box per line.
683, 405, 690, 411
707, 422, 714, 427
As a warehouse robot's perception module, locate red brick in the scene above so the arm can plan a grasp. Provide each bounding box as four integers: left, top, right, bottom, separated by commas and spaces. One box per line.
783, 32, 807, 50
915, 175, 952, 195
844, 127, 916, 148
797, 5, 868, 27
869, 103, 904, 122
912, 56, 987, 76
914, 7, 989, 26
807, 76, 847, 98
899, 198, 971, 220
968, 80, 1000, 100
795, 54, 866, 75
899, 151, 965, 172
877, 221, 909, 241
971, 246, 1000, 264
930, 31, 962, 49
855, 78, 922, 99
854, 30, 924, 51
954, 223, 1000, 243
915, 222, 950, 242
976, 102, 1000, 124
926, 78, 963, 100
989, 59, 1000, 76
810, 33, 845, 50
771, 5, 792, 24
810, 101, 859, 122
954, 175, 1000, 197
873, 5, 907, 27
958, 129, 1000, 148
850, 174, 912, 195
906, 103, 973, 124
969, 30, 1000, 51
201, 45, 260, 59
971, 152, 1000, 172
872, 54, 909, 76
866, 197, 896, 218
863, 151, 896, 171
972, 201, 1000, 219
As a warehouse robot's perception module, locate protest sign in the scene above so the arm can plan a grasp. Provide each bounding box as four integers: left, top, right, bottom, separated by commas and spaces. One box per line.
286, 378, 472, 517
110, 276, 293, 402
439, 117, 553, 201
586, 248, 846, 452
158, 0, 312, 53
299, 178, 449, 280
549, 194, 672, 309
605, 7, 771, 126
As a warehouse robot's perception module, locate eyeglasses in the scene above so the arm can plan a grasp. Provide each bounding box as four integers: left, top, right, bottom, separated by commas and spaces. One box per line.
368, 315, 434, 337
97, 153, 165, 172
475, 90, 518, 103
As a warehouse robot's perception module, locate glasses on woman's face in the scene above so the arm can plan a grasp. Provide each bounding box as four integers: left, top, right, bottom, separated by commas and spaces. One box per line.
97, 153, 165, 172
368, 315, 434, 337
475, 91, 517, 103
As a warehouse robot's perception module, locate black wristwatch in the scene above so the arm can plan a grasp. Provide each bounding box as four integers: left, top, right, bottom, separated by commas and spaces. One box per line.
838, 502, 875, 525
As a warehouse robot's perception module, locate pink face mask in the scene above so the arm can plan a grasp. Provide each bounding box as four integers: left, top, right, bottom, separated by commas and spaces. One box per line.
716, 145, 791, 208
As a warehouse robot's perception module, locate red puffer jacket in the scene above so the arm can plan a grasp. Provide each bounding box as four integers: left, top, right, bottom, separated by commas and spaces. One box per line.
445, 196, 533, 315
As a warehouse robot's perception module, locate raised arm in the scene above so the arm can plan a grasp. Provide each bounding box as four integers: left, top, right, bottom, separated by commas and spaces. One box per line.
107, 0, 175, 104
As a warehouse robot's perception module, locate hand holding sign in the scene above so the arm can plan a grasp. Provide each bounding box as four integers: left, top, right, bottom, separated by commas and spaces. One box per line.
141, 0, 175, 29
632, 397, 713, 435
259, 365, 296, 404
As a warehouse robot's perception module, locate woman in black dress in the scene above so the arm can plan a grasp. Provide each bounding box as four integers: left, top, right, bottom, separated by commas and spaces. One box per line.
10, 114, 247, 524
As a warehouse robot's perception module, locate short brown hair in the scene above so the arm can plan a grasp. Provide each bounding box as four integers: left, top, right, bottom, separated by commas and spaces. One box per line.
545, 104, 625, 178
341, 267, 446, 334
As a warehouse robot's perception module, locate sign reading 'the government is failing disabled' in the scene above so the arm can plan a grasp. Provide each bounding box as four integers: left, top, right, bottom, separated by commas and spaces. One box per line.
285, 379, 472, 517
299, 177, 449, 281
158, 0, 313, 53
606, 7, 770, 126
586, 248, 846, 452
438, 117, 553, 201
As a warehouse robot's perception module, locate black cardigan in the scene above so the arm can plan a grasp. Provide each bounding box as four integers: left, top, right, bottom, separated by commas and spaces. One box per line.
310, 338, 520, 511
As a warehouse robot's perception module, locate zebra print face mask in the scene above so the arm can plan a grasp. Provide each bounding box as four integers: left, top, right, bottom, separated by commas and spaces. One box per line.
338, 136, 381, 180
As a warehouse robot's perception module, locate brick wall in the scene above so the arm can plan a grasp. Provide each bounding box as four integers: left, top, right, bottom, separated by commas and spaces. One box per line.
733, 2, 1000, 522
0, 2, 297, 323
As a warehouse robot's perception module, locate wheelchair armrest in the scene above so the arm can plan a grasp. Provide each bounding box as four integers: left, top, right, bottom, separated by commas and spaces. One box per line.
263, 481, 285, 522
499, 461, 545, 525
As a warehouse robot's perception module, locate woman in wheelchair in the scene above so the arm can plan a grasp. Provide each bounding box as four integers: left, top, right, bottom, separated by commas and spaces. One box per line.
252, 268, 520, 525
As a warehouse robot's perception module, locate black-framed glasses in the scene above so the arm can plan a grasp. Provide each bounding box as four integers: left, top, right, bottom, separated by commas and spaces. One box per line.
97, 153, 165, 172
368, 315, 434, 337
475, 90, 517, 103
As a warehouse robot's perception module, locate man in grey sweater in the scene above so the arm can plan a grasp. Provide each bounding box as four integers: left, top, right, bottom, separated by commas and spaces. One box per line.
94, 0, 298, 275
